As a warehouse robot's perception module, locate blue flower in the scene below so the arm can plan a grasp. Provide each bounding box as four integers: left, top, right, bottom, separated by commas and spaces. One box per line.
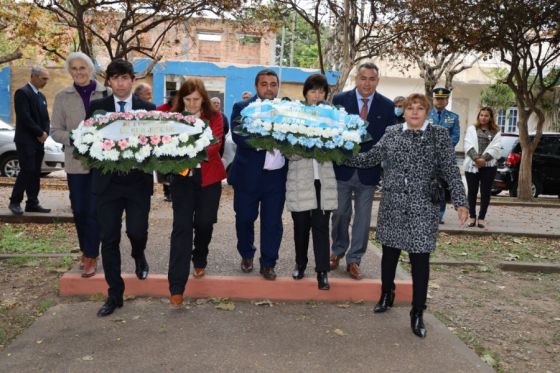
287, 134, 298, 145
344, 141, 355, 150
272, 131, 286, 141
324, 141, 336, 149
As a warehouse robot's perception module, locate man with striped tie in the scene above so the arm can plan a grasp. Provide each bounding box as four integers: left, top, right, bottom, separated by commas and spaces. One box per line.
330, 62, 395, 280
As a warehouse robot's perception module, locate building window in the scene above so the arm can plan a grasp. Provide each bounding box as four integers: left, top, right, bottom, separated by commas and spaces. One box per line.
197, 32, 222, 42
238, 34, 261, 44
497, 107, 518, 133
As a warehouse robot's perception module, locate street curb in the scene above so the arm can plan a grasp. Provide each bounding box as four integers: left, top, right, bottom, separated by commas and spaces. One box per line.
0, 253, 78, 259
498, 262, 560, 273
59, 273, 413, 303
0, 212, 74, 224
370, 226, 560, 239
430, 260, 483, 266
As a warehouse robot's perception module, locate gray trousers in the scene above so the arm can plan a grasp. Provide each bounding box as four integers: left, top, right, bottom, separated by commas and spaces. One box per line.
331, 171, 375, 265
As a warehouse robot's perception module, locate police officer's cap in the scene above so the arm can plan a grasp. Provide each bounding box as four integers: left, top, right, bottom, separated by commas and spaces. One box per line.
432, 87, 450, 98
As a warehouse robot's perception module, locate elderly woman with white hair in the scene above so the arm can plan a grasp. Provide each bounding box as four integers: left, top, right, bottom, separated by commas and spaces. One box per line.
51, 52, 110, 278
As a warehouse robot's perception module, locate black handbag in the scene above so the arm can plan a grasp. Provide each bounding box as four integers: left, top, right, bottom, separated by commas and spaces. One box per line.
429, 126, 448, 205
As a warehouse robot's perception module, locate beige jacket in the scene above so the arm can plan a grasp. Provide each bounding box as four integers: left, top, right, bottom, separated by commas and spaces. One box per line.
286, 155, 338, 212
50, 83, 110, 174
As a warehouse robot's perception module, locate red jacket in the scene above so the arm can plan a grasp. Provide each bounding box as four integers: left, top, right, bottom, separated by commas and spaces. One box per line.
199, 111, 226, 187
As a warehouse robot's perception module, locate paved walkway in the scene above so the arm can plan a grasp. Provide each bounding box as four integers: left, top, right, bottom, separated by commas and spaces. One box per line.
0, 300, 493, 373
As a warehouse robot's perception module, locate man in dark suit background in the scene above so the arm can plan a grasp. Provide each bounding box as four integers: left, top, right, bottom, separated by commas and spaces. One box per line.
87, 59, 156, 317
330, 62, 395, 280
229, 69, 288, 280
8, 66, 51, 215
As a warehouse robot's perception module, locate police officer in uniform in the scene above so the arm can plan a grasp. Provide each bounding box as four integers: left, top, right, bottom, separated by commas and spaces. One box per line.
429, 87, 460, 224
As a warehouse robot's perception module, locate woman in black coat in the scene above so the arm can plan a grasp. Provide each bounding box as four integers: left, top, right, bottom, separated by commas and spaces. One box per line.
345, 93, 468, 338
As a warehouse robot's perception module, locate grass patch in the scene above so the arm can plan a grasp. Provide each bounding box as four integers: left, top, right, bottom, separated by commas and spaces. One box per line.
434, 234, 560, 264
5, 256, 37, 266
0, 224, 74, 254
37, 299, 55, 314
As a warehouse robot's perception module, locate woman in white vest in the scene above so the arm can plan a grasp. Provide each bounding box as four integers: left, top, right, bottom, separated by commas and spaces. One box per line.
285, 74, 338, 290
463, 107, 502, 228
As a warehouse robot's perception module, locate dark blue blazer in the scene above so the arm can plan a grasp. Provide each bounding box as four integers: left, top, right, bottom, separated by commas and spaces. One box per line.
13, 83, 50, 148
332, 89, 395, 185
228, 95, 287, 192
86, 94, 156, 194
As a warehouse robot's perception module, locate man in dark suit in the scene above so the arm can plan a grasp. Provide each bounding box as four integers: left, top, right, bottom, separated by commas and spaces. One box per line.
330, 62, 395, 280
88, 60, 156, 317
8, 66, 51, 215
229, 69, 287, 280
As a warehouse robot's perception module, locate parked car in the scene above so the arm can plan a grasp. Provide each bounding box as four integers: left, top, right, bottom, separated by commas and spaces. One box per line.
497, 132, 519, 166
0, 120, 65, 177
500, 133, 560, 198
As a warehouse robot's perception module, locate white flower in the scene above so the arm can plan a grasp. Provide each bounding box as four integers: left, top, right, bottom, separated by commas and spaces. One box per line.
82, 133, 94, 144
122, 150, 134, 159
104, 149, 119, 161
128, 136, 139, 148
90, 142, 104, 160
178, 133, 190, 142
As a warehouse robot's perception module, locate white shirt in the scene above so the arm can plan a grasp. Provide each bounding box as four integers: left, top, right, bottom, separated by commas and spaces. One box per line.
402, 120, 430, 132
263, 149, 285, 170
114, 94, 133, 112
27, 82, 40, 94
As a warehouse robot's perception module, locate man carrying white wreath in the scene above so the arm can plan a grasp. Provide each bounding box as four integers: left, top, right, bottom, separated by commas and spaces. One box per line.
86, 60, 156, 317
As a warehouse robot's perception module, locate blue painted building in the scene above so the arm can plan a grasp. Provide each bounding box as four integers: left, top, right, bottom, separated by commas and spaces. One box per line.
0, 61, 338, 124
133, 59, 338, 119
0, 67, 11, 123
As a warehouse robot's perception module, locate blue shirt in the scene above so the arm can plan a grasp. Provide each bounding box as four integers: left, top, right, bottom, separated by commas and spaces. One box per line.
355, 89, 373, 114
429, 108, 460, 146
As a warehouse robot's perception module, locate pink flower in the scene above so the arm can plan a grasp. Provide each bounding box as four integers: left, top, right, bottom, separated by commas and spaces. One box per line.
150, 135, 161, 145
98, 116, 109, 124
174, 113, 184, 120
110, 113, 120, 120
118, 139, 129, 150
136, 111, 146, 119
124, 113, 134, 120
102, 139, 115, 151
161, 135, 172, 144
138, 136, 149, 145
83, 118, 94, 127
185, 115, 197, 124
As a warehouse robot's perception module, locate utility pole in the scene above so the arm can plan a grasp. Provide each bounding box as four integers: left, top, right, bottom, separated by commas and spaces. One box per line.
289, 12, 296, 66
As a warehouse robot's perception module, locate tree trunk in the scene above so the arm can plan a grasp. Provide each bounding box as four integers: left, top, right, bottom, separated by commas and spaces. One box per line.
517, 147, 534, 201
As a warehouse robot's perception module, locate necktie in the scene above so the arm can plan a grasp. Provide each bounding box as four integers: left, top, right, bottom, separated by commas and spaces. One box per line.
117, 101, 126, 113
360, 98, 369, 120
437, 111, 442, 123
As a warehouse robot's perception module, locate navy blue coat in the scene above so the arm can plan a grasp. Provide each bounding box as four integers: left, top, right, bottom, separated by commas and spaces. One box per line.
13, 84, 50, 148
228, 95, 287, 192
332, 89, 395, 185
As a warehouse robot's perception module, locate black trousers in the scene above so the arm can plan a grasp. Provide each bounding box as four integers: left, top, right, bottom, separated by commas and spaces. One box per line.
381, 245, 430, 310
67, 173, 100, 258
10, 143, 44, 207
291, 180, 331, 273
97, 174, 151, 301
168, 171, 221, 295
465, 166, 497, 220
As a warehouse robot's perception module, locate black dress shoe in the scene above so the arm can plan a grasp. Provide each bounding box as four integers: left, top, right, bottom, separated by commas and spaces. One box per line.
292, 265, 306, 280
317, 272, 330, 290
410, 307, 427, 338
134, 255, 149, 280
8, 203, 23, 216
259, 266, 277, 280
373, 288, 395, 313
97, 298, 123, 317
240, 258, 254, 273
25, 204, 51, 213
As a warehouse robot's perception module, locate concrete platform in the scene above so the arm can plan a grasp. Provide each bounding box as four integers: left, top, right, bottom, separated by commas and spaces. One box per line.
0, 301, 494, 373
59, 273, 412, 303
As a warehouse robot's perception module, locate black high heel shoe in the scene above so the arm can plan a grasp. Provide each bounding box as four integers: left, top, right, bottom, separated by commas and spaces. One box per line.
317, 272, 330, 290
410, 307, 427, 338
373, 288, 395, 313
292, 265, 306, 280
467, 219, 476, 227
